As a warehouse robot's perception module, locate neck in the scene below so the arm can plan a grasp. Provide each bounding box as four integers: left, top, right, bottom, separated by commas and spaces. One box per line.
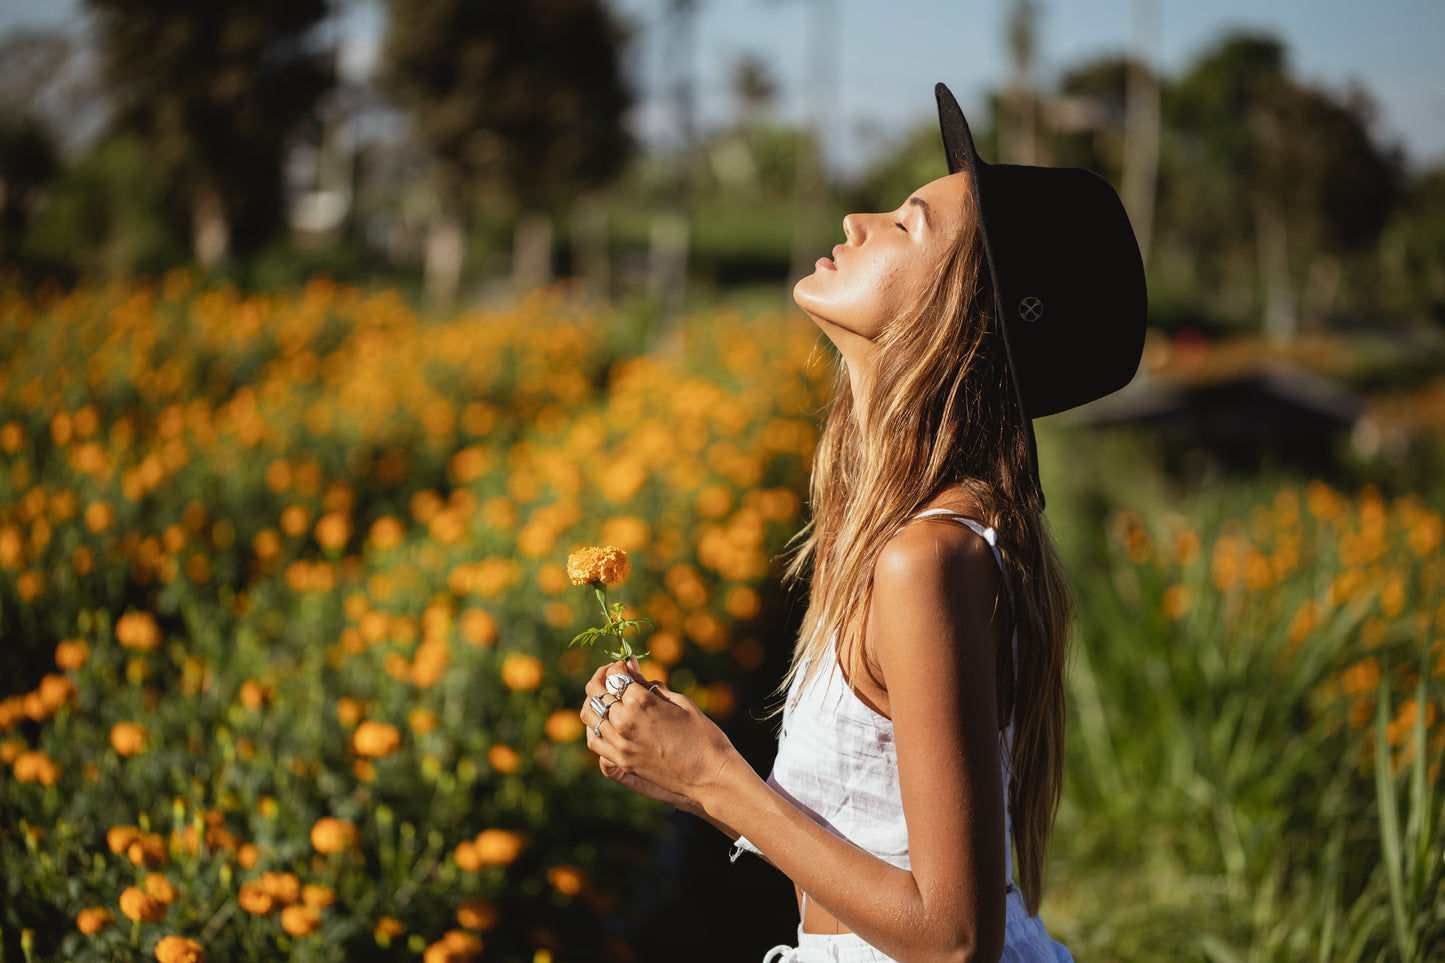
809, 313, 876, 422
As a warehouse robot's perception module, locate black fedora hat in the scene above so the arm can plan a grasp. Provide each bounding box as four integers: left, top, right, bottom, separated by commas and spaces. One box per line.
935, 82, 1147, 508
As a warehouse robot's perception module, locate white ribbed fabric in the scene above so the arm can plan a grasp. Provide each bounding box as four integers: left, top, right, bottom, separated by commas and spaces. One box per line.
732, 511, 1017, 892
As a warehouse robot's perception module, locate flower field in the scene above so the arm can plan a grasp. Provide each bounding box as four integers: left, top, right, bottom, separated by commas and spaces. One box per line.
0, 275, 826, 962
1, 275, 1442, 962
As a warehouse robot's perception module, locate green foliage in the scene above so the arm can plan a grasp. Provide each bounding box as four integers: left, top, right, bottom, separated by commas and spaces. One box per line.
23, 136, 186, 275
84, 0, 333, 260
1041, 424, 1445, 962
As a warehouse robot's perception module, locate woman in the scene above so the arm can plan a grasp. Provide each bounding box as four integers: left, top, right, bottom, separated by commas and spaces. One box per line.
580, 84, 1146, 962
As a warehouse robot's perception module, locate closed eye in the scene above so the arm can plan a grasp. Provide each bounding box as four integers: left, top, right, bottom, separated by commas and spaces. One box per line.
895, 221, 907, 232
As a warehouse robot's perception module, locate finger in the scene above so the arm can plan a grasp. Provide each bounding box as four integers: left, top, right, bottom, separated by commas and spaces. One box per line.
580, 691, 619, 728
585, 663, 613, 697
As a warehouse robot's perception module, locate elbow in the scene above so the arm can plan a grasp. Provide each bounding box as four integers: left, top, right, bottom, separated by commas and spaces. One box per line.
935, 938, 1003, 963
929, 917, 1004, 963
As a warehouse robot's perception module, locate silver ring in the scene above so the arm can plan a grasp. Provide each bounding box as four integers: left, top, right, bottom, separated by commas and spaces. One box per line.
646, 682, 663, 693
588, 694, 608, 717
606, 674, 632, 697
592, 722, 602, 738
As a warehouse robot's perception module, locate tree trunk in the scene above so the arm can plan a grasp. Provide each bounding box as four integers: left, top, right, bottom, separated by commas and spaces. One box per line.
1256, 199, 1297, 342
649, 210, 689, 333
425, 209, 464, 309
192, 182, 231, 268
512, 211, 554, 293
571, 193, 610, 296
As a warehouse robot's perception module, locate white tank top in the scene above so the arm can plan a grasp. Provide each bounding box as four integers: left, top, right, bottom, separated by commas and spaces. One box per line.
733, 511, 1017, 890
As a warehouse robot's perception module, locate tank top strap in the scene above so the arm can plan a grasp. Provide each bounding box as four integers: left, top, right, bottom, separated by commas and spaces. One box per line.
906, 508, 1019, 689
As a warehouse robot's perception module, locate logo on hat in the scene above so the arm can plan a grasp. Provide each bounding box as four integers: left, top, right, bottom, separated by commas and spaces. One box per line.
1019, 296, 1043, 322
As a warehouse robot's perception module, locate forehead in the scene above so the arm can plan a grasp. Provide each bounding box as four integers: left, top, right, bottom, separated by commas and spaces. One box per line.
909, 171, 971, 237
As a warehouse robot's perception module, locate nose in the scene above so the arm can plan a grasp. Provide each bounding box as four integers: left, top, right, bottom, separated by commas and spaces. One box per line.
842, 212, 866, 243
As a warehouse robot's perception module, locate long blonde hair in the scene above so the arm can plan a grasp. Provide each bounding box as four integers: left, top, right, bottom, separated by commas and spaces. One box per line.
782, 190, 1074, 914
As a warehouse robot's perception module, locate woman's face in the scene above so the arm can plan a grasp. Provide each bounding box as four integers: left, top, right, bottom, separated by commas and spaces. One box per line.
793, 172, 971, 344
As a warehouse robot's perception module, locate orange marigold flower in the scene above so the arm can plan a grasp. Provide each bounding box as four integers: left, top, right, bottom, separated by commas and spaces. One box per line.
459, 608, 498, 647
237, 882, 276, 915
566, 545, 630, 586
301, 884, 336, 908
127, 832, 168, 867
76, 906, 115, 935
13, 750, 60, 786
258, 871, 300, 903
500, 654, 544, 692
311, 817, 359, 854
107, 825, 141, 855
55, 639, 90, 671
154, 935, 205, 963
488, 744, 520, 773
454, 840, 483, 871
336, 697, 364, 727
456, 897, 498, 931
0, 738, 22, 764
314, 512, 352, 551
352, 720, 401, 757
408, 708, 439, 734
374, 916, 406, 940
472, 828, 526, 867
237, 842, 260, 868
281, 904, 322, 936
115, 611, 162, 651
144, 872, 178, 904
423, 930, 483, 963
239, 680, 267, 710
37, 672, 74, 710
119, 885, 166, 923
110, 721, 149, 757
548, 864, 585, 896
544, 709, 584, 742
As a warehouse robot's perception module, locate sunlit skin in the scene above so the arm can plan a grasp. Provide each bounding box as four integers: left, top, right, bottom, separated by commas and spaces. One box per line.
583, 171, 1017, 961
793, 171, 972, 404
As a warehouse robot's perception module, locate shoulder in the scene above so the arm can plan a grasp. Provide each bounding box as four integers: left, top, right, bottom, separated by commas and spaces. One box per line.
873, 515, 1002, 601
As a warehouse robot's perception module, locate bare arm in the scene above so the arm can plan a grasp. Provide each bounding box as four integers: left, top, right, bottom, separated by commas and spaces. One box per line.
584, 520, 1009, 963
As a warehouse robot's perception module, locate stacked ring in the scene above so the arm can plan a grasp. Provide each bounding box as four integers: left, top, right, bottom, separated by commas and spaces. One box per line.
606, 673, 632, 697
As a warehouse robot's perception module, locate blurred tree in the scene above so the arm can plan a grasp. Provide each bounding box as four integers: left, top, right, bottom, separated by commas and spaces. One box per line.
731, 53, 778, 128
1381, 166, 1445, 326
1001, 0, 1041, 165
23, 135, 187, 275
0, 114, 58, 264
1166, 34, 1400, 338
0, 30, 106, 155
381, 0, 632, 306
85, 0, 333, 267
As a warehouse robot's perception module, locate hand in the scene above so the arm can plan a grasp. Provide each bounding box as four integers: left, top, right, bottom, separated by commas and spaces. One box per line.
579, 658, 740, 808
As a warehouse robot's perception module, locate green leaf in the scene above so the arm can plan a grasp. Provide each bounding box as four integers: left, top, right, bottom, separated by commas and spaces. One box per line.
1374, 680, 1413, 962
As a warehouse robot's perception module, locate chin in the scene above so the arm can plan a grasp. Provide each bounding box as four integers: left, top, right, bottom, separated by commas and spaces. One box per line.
791, 273, 813, 309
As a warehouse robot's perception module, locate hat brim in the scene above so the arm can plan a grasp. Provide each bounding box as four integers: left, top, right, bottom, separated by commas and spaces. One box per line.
934, 82, 1045, 509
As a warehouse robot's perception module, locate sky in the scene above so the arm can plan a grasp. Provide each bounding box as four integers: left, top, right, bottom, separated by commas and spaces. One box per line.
4, 0, 1442, 175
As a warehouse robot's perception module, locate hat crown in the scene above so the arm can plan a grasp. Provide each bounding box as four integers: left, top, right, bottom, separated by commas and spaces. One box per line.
935, 83, 1147, 419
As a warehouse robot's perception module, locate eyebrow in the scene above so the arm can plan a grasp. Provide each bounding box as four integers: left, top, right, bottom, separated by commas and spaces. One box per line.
907, 196, 932, 229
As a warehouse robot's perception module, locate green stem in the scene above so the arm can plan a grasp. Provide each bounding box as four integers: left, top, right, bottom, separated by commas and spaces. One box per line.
594, 585, 611, 625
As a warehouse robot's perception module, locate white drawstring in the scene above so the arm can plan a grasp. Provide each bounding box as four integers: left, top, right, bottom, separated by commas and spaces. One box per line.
762, 945, 801, 963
